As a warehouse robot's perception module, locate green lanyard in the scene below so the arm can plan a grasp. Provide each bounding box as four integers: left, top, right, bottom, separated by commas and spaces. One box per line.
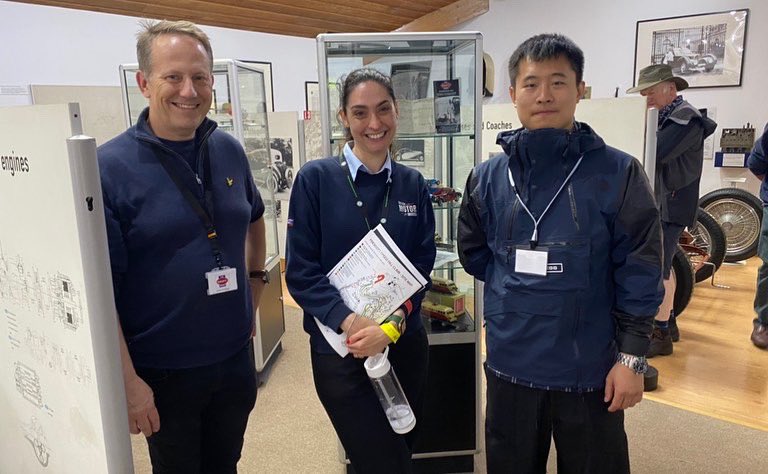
339, 155, 391, 231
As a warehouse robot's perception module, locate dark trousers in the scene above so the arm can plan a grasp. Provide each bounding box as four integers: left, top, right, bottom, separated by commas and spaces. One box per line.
755, 207, 768, 326
485, 368, 629, 474
136, 342, 258, 474
311, 327, 429, 474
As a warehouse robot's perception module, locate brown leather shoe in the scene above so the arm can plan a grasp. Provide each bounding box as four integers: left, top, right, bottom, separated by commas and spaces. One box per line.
751, 321, 768, 349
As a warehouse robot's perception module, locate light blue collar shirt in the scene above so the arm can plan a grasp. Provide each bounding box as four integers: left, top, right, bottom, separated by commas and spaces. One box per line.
343, 142, 392, 182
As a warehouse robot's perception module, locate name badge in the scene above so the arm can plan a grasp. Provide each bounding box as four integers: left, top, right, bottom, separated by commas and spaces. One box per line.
205, 267, 238, 295
515, 248, 548, 276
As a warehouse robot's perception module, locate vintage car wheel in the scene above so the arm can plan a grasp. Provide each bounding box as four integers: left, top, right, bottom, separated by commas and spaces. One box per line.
700, 188, 763, 262
679, 61, 690, 75
683, 208, 727, 283
673, 245, 695, 317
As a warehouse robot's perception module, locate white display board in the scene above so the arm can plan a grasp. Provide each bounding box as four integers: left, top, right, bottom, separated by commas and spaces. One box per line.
31, 85, 124, 147
0, 104, 132, 473
482, 96, 648, 163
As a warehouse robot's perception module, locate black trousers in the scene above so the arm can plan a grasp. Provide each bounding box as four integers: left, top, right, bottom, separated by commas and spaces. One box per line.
485, 367, 630, 474
311, 327, 429, 474
136, 341, 258, 474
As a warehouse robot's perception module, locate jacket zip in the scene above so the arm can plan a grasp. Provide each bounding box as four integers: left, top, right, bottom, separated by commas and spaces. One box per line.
572, 305, 582, 391
567, 183, 580, 232
138, 126, 216, 196
505, 197, 521, 263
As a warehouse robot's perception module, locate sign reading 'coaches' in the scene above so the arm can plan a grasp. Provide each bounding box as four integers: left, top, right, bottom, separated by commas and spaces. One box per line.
0, 151, 30, 176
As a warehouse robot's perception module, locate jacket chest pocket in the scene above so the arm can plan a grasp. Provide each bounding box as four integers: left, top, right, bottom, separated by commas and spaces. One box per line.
502, 239, 591, 292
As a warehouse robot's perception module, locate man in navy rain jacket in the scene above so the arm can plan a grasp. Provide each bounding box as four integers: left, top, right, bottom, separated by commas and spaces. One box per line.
458, 33, 663, 474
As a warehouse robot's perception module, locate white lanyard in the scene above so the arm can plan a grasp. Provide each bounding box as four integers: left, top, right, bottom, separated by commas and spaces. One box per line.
507, 154, 584, 248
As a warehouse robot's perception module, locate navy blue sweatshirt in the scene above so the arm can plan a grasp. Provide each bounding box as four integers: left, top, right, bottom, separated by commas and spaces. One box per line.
286, 156, 436, 354
98, 109, 264, 369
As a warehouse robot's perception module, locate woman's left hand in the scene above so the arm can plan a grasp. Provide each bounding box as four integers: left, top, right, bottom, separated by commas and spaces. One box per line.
346, 326, 391, 358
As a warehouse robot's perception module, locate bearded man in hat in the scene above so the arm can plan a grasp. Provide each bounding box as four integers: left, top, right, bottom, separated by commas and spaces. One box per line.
627, 64, 717, 357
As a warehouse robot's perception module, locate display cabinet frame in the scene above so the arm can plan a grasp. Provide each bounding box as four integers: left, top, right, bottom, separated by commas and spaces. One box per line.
317, 31, 483, 470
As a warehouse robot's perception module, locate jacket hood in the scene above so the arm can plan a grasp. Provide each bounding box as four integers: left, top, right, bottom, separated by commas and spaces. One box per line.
665, 101, 717, 139
496, 122, 606, 160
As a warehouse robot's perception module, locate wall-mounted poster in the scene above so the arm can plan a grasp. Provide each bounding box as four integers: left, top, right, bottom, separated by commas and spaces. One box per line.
633, 9, 749, 89
434, 79, 461, 134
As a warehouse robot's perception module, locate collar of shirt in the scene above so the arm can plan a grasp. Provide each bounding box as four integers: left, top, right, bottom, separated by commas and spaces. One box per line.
343, 142, 392, 182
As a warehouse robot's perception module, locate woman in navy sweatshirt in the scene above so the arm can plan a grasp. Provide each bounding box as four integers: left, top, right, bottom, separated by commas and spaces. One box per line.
286, 68, 436, 473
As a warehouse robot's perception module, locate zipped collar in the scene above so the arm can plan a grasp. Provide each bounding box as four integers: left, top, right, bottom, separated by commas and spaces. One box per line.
132, 107, 218, 148
496, 122, 605, 161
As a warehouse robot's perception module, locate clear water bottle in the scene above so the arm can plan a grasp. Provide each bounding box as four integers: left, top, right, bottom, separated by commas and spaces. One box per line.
364, 347, 416, 434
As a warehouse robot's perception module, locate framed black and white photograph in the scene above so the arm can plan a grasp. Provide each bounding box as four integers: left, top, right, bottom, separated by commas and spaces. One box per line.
633, 9, 748, 89
240, 60, 275, 111
393, 139, 426, 167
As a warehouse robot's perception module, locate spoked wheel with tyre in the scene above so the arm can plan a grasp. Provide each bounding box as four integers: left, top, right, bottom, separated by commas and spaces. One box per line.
679, 208, 727, 283
699, 188, 763, 262
672, 245, 695, 317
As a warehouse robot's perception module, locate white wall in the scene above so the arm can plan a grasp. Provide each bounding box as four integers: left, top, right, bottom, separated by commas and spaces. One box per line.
460, 0, 766, 196
0, 2, 317, 113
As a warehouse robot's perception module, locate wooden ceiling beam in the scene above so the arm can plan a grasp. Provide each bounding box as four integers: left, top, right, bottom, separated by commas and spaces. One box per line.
395, 0, 488, 32
226, 0, 443, 20
16, 0, 376, 35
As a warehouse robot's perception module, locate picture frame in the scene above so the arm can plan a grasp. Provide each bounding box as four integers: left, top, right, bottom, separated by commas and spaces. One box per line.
304, 81, 320, 111
239, 60, 275, 111
633, 9, 749, 89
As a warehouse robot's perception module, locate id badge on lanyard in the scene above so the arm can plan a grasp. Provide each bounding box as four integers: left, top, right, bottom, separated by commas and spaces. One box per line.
514, 246, 549, 276
205, 266, 238, 295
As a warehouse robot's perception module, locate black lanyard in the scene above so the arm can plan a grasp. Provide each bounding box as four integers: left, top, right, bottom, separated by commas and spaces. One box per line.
155, 145, 225, 268
339, 155, 391, 231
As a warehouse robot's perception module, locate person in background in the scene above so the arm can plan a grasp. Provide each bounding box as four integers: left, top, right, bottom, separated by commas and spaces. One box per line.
747, 123, 768, 348
98, 19, 266, 472
627, 64, 717, 356
285, 68, 435, 473
458, 33, 663, 473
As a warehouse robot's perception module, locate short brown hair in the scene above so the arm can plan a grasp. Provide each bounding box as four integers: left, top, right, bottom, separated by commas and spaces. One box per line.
136, 19, 213, 75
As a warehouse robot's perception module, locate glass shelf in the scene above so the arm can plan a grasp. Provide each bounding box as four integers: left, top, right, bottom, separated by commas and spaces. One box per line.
421, 313, 476, 345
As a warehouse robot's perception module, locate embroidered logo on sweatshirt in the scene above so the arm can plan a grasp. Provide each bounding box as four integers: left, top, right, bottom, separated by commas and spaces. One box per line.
398, 201, 418, 217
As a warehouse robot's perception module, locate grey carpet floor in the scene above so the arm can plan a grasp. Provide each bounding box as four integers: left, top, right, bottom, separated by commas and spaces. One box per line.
131, 305, 766, 473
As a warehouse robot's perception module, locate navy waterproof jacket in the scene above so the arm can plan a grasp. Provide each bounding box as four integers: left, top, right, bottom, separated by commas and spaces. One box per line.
458, 123, 663, 390
747, 123, 768, 206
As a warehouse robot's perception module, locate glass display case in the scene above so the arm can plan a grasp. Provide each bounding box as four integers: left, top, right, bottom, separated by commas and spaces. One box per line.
119, 59, 285, 374
317, 32, 482, 470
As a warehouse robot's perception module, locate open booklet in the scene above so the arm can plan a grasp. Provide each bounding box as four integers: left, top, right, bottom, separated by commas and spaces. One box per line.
314, 224, 428, 357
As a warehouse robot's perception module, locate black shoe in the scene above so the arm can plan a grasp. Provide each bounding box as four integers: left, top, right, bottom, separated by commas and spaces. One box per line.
669, 316, 680, 343
647, 327, 673, 358
751, 321, 768, 349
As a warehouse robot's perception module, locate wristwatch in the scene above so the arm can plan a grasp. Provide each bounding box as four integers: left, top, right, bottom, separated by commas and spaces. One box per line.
616, 352, 648, 375
248, 269, 270, 284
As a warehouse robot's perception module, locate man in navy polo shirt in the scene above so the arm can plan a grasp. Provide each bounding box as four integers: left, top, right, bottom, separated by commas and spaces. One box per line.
98, 20, 266, 472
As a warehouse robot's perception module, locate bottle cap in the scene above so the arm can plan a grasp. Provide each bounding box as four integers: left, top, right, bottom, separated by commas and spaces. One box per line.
364, 346, 391, 378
